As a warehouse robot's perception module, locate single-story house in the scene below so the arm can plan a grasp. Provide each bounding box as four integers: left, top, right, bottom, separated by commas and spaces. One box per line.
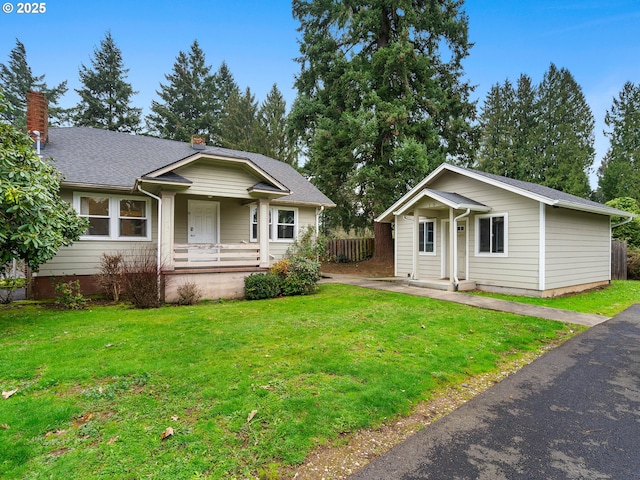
376, 162, 634, 297
25, 92, 335, 301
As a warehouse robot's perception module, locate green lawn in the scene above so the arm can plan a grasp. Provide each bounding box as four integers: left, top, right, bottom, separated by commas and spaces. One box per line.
470, 280, 640, 317
0, 284, 581, 478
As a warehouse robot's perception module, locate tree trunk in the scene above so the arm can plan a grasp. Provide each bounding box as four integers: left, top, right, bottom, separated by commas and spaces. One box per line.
373, 221, 394, 263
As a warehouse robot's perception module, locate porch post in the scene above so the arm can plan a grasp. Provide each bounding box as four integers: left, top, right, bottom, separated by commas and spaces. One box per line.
449, 208, 455, 288
161, 191, 175, 270
413, 208, 420, 280
258, 199, 270, 267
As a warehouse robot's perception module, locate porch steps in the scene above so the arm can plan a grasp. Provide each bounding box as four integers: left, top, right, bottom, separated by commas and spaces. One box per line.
408, 278, 476, 292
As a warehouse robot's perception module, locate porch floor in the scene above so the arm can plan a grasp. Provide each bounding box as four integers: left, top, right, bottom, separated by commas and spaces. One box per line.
407, 278, 476, 292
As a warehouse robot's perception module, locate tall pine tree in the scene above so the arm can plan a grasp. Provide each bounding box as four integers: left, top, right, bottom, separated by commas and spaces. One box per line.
289, 0, 477, 230
146, 40, 220, 143
258, 84, 297, 166
478, 65, 594, 198
535, 64, 593, 197
0, 39, 68, 129
74, 32, 141, 132
597, 82, 640, 203
217, 87, 264, 152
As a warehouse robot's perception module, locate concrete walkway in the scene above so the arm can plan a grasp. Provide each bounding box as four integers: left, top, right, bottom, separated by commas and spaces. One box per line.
319, 274, 610, 327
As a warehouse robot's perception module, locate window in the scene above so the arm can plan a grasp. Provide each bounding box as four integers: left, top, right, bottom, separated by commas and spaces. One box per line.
250, 207, 297, 242
75, 194, 151, 240
418, 219, 435, 254
477, 214, 507, 255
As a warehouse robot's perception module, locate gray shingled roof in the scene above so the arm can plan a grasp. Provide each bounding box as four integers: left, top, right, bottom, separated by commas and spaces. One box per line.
44, 127, 335, 206
462, 166, 625, 216
424, 189, 489, 209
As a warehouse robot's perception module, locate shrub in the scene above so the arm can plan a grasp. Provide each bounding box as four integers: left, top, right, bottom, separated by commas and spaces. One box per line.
177, 281, 203, 305
280, 257, 321, 296
54, 279, 88, 310
285, 226, 327, 261
0, 262, 25, 304
628, 248, 640, 280
269, 258, 290, 279
97, 252, 124, 302
121, 247, 162, 308
244, 273, 281, 300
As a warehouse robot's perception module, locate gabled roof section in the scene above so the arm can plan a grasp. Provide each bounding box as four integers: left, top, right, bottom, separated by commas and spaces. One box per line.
376, 163, 634, 222
395, 189, 491, 216
44, 127, 335, 207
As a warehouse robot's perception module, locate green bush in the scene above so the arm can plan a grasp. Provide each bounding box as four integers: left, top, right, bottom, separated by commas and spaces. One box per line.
285, 226, 327, 261
280, 257, 321, 296
54, 279, 88, 310
628, 249, 640, 280
244, 273, 281, 300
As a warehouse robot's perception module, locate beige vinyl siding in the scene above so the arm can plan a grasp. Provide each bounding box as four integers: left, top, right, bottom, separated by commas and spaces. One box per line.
268, 206, 317, 260
395, 215, 414, 277
175, 160, 261, 198
37, 190, 158, 277
429, 174, 540, 290
545, 207, 611, 289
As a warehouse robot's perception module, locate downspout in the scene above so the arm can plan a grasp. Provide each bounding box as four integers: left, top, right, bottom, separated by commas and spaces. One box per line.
452, 208, 471, 291
137, 185, 162, 302
316, 206, 324, 262
33, 130, 41, 157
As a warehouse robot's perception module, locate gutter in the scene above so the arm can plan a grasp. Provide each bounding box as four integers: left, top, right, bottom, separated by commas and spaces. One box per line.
452, 208, 471, 291
137, 185, 163, 302
612, 216, 634, 229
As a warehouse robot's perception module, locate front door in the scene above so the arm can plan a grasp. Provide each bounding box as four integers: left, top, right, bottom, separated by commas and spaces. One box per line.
442, 219, 467, 280
188, 200, 219, 260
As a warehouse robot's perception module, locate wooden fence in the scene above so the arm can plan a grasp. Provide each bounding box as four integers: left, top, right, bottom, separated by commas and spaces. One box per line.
325, 238, 374, 263
611, 240, 627, 280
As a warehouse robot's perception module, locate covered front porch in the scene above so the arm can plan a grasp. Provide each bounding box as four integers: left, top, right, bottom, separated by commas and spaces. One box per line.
394, 188, 491, 291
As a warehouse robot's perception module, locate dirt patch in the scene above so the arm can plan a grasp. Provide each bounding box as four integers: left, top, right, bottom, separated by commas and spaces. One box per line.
321, 259, 394, 277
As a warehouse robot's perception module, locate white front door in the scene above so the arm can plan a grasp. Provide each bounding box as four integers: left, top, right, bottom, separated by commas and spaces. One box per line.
188, 200, 219, 260
442, 219, 467, 280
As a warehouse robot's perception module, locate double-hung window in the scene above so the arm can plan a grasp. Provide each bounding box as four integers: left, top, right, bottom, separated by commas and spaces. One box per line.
250, 207, 297, 242
477, 214, 507, 255
75, 193, 151, 240
418, 219, 435, 254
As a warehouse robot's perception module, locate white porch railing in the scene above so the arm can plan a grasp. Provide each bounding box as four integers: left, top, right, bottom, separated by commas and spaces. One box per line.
173, 243, 261, 268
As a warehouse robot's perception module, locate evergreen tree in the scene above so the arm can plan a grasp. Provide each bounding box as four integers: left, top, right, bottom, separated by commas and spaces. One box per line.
146, 40, 219, 143
597, 82, 640, 203
217, 87, 264, 152
0, 39, 68, 129
477, 80, 517, 176
535, 64, 594, 197
289, 0, 477, 230
74, 32, 142, 132
477, 66, 593, 197
258, 84, 297, 166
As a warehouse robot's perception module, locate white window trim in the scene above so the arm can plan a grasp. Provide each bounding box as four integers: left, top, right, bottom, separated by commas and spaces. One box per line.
73, 192, 152, 241
249, 206, 298, 243
418, 217, 437, 256
475, 212, 508, 257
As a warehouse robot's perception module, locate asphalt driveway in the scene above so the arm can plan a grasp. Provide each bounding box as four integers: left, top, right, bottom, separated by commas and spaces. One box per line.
349, 304, 640, 479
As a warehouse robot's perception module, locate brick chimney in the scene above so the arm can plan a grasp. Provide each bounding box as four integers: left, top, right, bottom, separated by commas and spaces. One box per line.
26, 91, 48, 150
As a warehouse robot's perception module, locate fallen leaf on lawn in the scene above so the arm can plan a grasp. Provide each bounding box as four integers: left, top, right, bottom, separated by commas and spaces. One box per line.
160, 427, 174, 440
171, 415, 179, 422
2, 388, 18, 399
0, 424, 9, 429
105, 343, 114, 348
247, 409, 258, 423
49, 447, 68, 456
45, 429, 66, 437
107, 436, 119, 444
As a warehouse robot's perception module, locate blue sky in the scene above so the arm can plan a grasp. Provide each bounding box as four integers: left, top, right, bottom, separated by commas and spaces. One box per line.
1, 0, 639, 185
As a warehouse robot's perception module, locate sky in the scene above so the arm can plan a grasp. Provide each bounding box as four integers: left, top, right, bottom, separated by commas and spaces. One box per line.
1, 0, 639, 186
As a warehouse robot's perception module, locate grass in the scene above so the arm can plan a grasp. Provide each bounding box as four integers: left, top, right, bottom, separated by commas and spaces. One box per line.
470, 280, 640, 317
0, 284, 583, 479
